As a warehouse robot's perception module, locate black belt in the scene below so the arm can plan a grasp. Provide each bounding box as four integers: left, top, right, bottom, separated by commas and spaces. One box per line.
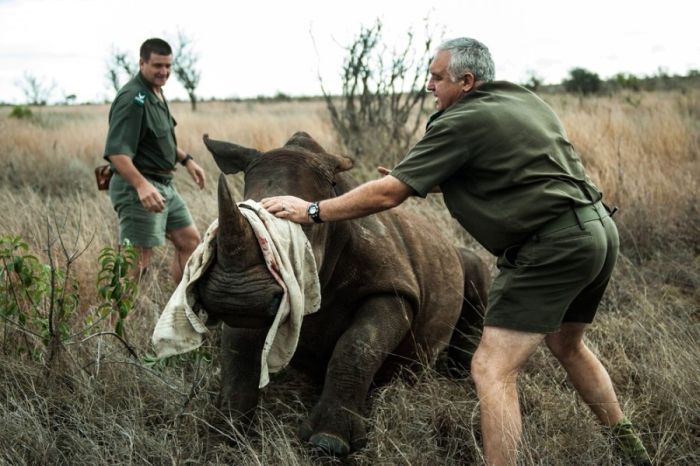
535, 201, 609, 237
142, 172, 173, 185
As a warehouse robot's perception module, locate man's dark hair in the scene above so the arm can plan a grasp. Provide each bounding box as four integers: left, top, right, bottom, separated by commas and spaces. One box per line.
140, 38, 172, 61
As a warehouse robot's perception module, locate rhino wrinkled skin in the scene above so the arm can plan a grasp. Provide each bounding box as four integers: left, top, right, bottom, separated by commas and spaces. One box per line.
197, 132, 489, 456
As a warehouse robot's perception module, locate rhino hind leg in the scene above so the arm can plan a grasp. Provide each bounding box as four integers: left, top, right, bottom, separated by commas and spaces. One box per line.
301, 294, 414, 456
447, 249, 489, 377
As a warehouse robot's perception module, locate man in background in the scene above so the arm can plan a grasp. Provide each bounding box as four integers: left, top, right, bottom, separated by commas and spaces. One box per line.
261, 37, 651, 466
104, 37, 205, 283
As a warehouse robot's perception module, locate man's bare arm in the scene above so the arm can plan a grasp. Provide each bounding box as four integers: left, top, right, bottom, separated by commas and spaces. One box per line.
261, 175, 414, 224
175, 147, 206, 189
108, 155, 165, 212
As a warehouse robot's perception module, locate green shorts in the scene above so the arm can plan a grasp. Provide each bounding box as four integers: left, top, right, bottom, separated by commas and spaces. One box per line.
485, 203, 619, 334
108, 173, 194, 248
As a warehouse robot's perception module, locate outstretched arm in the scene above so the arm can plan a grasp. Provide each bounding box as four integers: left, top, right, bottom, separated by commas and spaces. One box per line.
261, 175, 414, 224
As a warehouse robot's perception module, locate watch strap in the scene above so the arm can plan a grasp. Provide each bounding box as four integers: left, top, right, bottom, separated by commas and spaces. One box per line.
308, 201, 323, 223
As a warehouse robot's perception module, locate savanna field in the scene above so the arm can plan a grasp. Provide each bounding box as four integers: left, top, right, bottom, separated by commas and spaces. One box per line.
0, 90, 698, 465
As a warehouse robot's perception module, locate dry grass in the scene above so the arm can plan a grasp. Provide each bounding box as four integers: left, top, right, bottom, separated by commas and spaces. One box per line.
0, 90, 698, 465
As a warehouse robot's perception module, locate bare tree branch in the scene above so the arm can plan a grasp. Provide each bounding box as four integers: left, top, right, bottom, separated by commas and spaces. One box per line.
105, 46, 137, 93
172, 30, 201, 111
16, 73, 56, 105
318, 19, 436, 162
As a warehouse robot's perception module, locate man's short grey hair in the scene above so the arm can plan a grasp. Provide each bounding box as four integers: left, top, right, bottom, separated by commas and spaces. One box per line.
436, 37, 495, 83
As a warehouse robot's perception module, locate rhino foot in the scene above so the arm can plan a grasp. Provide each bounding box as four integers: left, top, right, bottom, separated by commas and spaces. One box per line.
308, 432, 350, 457
299, 405, 367, 456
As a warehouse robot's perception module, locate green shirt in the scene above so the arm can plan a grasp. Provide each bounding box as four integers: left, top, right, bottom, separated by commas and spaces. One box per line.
104, 72, 178, 178
391, 81, 602, 255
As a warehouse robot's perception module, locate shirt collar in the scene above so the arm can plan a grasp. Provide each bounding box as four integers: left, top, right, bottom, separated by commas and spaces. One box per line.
136, 72, 166, 105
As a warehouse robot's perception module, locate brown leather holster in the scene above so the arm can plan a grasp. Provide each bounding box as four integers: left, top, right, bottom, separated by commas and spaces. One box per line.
95, 164, 113, 191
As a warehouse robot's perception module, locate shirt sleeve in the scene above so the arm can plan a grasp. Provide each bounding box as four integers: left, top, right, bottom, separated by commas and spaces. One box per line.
103, 91, 144, 159
390, 119, 469, 198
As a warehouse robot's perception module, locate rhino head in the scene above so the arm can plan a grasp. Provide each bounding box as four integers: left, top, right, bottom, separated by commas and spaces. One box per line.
198, 132, 352, 423
203, 131, 353, 201
203, 132, 353, 275
196, 173, 282, 329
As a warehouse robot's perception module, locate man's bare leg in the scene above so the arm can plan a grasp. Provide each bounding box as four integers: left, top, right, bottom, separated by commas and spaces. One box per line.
167, 224, 201, 283
471, 326, 545, 466
546, 323, 651, 465
545, 323, 623, 425
134, 246, 154, 282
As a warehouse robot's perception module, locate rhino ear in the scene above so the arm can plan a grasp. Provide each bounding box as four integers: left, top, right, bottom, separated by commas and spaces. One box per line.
321, 152, 354, 174
284, 131, 353, 173
203, 134, 261, 174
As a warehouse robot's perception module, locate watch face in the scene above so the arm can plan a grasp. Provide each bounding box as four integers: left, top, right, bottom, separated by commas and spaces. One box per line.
309, 204, 319, 216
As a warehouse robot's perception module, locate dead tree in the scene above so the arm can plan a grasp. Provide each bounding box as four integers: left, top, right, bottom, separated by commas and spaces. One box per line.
172, 31, 201, 111
320, 20, 434, 161
106, 46, 137, 93
16, 73, 56, 106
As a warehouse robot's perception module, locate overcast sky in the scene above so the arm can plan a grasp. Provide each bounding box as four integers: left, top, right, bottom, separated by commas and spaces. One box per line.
1, 0, 698, 104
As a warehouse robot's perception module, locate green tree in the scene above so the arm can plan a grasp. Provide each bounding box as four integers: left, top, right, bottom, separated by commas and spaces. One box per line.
613, 73, 641, 92
523, 70, 544, 92
563, 67, 602, 95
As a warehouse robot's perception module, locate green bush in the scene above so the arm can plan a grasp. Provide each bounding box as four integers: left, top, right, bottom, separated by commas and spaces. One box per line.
9, 105, 33, 119
564, 67, 602, 95
614, 73, 641, 92
0, 234, 139, 361
96, 241, 138, 338
0, 235, 77, 360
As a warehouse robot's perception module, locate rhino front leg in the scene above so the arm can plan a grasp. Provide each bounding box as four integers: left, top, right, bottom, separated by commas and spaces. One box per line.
218, 326, 267, 425
301, 294, 413, 456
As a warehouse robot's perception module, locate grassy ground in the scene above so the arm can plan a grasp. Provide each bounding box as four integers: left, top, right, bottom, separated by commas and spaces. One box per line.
0, 91, 698, 465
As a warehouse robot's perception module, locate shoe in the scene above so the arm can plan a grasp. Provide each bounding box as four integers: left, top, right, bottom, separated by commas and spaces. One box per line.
610, 418, 652, 466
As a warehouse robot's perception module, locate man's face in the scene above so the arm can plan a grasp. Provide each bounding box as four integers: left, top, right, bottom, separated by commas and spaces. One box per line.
427, 50, 473, 111
140, 52, 172, 89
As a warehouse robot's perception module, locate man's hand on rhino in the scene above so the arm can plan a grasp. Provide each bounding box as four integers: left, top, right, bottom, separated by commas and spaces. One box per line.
261, 195, 313, 224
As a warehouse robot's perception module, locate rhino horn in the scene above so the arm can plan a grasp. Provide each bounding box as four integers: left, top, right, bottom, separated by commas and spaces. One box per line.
203, 134, 261, 175
217, 173, 261, 268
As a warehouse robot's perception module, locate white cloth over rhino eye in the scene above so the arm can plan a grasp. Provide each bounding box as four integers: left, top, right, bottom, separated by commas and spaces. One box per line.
151, 199, 322, 388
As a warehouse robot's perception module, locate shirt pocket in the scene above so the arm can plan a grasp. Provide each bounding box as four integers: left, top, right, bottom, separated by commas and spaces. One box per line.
152, 124, 177, 160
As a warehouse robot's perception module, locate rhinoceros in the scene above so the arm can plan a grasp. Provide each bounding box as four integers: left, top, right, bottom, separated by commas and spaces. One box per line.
197, 131, 489, 456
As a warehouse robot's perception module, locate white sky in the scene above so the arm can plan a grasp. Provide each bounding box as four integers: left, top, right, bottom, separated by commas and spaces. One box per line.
1, 0, 698, 104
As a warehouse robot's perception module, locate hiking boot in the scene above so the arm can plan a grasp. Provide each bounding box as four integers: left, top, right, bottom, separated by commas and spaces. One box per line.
610, 418, 652, 466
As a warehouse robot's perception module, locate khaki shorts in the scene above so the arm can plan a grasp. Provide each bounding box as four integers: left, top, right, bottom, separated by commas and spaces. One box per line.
485, 205, 619, 334
109, 173, 193, 248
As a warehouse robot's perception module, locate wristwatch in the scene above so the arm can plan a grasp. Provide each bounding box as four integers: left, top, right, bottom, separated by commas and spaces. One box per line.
180, 154, 194, 166
307, 201, 322, 223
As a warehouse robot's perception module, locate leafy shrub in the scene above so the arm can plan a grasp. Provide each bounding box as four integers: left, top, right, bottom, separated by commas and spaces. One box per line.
614, 72, 641, 92
0, 234, 139, 361
564, 67, 602, 95
0, 235, 77, 360
96, 241, 138, 338
9, 105, 33, 119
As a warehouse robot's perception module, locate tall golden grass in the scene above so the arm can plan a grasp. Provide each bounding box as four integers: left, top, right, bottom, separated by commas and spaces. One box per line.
0, 90, 697, 465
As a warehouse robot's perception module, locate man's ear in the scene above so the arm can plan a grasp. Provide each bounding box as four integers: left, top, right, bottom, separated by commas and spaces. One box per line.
461, 72, 477, 93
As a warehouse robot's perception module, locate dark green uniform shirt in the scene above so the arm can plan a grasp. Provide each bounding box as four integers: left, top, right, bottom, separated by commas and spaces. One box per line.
104, 72, 178, 179
391, 81, 601, 256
